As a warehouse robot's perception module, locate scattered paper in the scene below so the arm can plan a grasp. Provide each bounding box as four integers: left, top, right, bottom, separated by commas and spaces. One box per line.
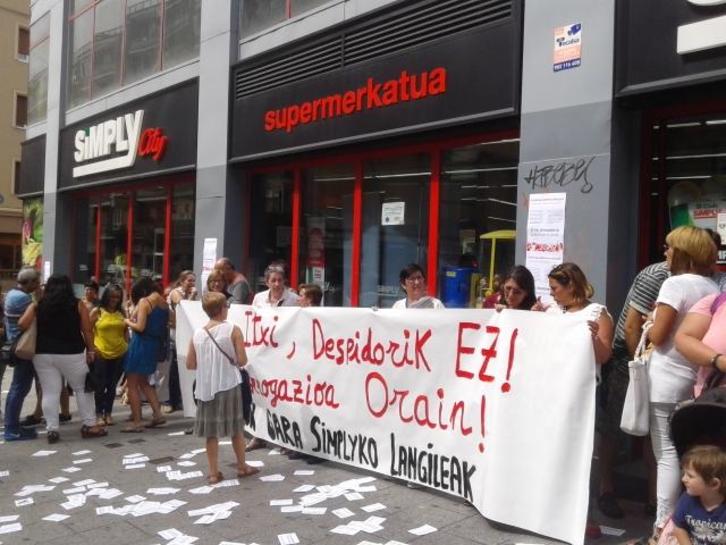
125, 495, 146, 503
0, 470, 9, 478
62, 467, 81, 473
157, 465, 173, 473
384, 541, 409, 545
177, 461, 196, 467
278, 533, 299, 545
280, 505, 304, 513
600, 526, 627, 537
73, 458, 93, 465
124, 463, 146, 469
158, 529, 184, 540
331, 525, 360, 536
188, 486, 214, 495
293, 484, 315, 493
0, 523, 22, 535
15, 498, 34, 507
72, 449, 92, 456
268, 449, 281, 456
32, 450, 57, 457
49, 477, 69, 484
408, 524, 437, 536
0, 516, 19, 523
302, 507, 327, 515
147, 487, 180, 495
362, 503, 386, 513
43, 514, 70, 522
167, 431, 185, 436
294, 470, 314, 476
333, 508, 355, 519
86, 482, 109, 489
194, 511, 231, 525
74, 479, 96, 486
246, 460, 264, 468
62, 487, 86, 495
259, 474, 285, 482
345, 492, 364, 501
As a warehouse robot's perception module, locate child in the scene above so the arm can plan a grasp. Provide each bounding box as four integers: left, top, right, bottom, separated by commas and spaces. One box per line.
673, 445, 726, 545
186, 292, 259, 483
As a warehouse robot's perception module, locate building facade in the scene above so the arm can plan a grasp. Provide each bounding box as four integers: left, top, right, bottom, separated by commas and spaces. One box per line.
19, 0, 726, 308
0, 0, 28, 285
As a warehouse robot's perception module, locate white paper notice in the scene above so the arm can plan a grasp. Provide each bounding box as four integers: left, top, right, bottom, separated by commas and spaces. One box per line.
717, 212, 726, 241
525, 192, 567, 302
381, 201, 405, 226
202, 238, 217, 271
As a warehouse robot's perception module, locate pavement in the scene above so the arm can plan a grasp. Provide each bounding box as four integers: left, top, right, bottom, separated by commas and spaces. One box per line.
0, 372, 653, 545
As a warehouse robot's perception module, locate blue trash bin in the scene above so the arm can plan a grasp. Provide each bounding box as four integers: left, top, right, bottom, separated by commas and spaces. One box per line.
441, 267, 475, 308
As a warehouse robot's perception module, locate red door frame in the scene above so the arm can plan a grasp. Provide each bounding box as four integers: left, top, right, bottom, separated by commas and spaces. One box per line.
247, 130, 519, 305
639, 100, 726, 269
72, 174, 194, 290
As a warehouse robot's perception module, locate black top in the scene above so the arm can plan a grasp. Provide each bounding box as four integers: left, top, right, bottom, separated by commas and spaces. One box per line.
36, 299, 86, 355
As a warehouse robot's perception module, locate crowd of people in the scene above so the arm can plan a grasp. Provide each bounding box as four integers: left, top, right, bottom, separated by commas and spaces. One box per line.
0, 224, 724, 544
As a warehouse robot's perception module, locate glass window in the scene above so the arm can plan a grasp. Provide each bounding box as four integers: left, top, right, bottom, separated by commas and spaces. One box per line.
124, 0, 162, 84
28, 14, 50, 124
14, 94, 27, 127
93, 0, 124, 97
170, 183, 195, 281
68, 9, 93, 107
438, 139, 519, 307
163, 0, 201, 68
18, 27, 30, 57
133, 187, 167, 281
290, 0, 329, 17
360, 155, 430, 308
240, 0, 287, 37
99, 192, 130, 287
249, 172, 293, 292
74, 196, 96, 285
647, 116, 726, 267
300, 164, 355, 306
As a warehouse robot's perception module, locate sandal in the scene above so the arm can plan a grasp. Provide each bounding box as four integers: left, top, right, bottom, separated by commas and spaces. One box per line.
237, 464, 260, 478
207, 472, 224, 485
80, 425, 108, 439
121, 425, 144, 433
144, 417, 167, 429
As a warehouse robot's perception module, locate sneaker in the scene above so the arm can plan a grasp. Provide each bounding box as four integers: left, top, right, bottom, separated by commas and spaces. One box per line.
597, 492, 625, 519
4, 427, 38, 441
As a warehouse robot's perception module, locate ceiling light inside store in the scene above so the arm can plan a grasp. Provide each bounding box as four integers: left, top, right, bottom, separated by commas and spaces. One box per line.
443, 167, 518, 174
666, 122, 702, 128
487, 216, 516, 223
487, 198, 517, 206
363, 172, 431, 179
705, 119, 726, 125
665, 175, 711, 180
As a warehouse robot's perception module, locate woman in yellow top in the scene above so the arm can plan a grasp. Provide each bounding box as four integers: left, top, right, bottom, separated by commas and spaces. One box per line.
90, 284, 128, 426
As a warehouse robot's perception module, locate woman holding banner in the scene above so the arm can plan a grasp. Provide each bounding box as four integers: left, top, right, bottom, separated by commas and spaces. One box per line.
496, 265, 537, 311
393, 263, 444, 309
533, 262, 614, 365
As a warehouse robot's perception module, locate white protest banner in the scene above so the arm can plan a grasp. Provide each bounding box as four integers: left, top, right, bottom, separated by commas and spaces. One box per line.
177, 302, 596, 545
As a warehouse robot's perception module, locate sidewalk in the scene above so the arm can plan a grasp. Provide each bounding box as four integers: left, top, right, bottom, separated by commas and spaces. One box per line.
0, 373, 651, 545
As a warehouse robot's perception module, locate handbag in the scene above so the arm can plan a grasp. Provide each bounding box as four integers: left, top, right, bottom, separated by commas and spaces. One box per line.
204, 328, 252, 424
12, 319, 37, 363
620, 322, 653, 436
0, 333, 15, 367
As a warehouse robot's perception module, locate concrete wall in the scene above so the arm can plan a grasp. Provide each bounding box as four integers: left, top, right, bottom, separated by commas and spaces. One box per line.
516, 0, 634, 312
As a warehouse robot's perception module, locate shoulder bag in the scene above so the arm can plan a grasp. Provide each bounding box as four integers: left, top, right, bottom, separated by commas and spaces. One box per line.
12, 318, 37, 363
203, 327, 252, 424
620, 322, 653, 436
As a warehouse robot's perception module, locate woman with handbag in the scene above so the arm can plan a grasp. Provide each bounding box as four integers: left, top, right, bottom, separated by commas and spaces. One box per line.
644, 226, 719, 542
121, 277, 169, 433
22, 275, 107, 444
186, 291, 259, 483
90, 283, 128, 426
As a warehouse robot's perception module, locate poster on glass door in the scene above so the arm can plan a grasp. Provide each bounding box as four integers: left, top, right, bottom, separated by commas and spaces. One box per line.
525, 193, 566, 302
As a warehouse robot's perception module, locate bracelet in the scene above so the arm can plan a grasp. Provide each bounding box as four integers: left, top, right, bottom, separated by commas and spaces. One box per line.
710, 353, 723, 371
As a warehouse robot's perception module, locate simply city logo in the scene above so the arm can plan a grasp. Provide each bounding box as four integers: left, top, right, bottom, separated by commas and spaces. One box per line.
73, 110, 168, 178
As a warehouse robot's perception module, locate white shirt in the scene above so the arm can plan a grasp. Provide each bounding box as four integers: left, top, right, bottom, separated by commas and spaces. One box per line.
192, 322, 241, 402
252, 288, 299, 308
392, 296, 445, 309
546, 302, 610, 321
648, 273, 719, 403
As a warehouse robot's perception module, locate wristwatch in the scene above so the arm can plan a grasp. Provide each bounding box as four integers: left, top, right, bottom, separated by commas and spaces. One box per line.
710, 353, 723, 371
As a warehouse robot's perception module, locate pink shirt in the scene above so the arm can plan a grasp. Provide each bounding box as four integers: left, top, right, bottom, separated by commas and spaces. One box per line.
689, 293, 726, 396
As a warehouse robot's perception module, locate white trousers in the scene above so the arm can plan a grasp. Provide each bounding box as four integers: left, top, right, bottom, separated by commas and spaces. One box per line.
649, 402, 681, 529
33, 353, 95, 430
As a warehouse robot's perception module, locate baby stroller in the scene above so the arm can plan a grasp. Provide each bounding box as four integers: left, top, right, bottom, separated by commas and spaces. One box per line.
670, 378, 726, 457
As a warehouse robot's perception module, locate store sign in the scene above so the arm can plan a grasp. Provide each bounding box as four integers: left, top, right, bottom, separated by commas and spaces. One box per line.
553, 23, 582, 72
73, 110, 168, 178
264, 68, 447, 134
616, 0, 726, 95
176, 303, 596, 545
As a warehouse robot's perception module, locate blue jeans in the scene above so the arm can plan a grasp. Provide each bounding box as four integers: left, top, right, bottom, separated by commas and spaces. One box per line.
3, 360, 34, 433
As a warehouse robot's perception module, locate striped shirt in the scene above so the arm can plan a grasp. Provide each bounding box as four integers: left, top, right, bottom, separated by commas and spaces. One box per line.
612, 261, 669, 358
